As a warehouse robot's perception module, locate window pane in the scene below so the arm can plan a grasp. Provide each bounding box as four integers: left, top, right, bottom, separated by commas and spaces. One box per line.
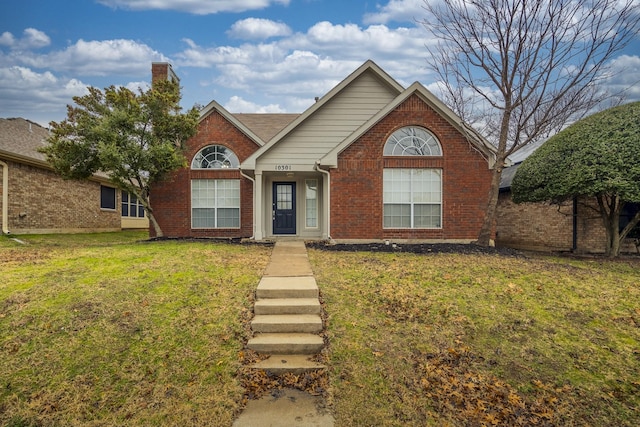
100, 186, 116, 210
138, 205, 145, 218
192, 208, 216, 228
383, 168, 442, 229
276, 185, 293, 210
414, 204, 441, 228
306, 179, 318, 228
383, 127, 442, 156
191, 145, 240, 169
217, 208, 240, 228
191, 179, 240, 228
383, 204, 411, 228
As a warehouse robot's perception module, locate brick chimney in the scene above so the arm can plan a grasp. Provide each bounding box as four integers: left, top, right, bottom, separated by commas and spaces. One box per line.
151, 62, 179, 86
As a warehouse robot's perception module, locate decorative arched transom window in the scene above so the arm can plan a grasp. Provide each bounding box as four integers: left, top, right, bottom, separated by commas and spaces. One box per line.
191, 145, 240, 169
383, 126, 442, 156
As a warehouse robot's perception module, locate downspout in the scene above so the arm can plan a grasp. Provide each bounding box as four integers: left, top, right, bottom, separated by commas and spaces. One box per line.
239, 168, 255, 240
0, 160, 9, 234
572, 197, 578, 252
314, 160, 331, 241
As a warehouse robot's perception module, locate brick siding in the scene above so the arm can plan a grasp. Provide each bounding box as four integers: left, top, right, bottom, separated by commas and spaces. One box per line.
496, 192, 573, 251
0, 160, 120, 233
497, 192, 639, 254
330, 94, 492, 241
150, 110, 258, 238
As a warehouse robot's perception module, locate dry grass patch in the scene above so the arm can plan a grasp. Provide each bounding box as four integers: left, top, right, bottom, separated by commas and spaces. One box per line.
0, 232, 271, 427
308, 250, 640, 426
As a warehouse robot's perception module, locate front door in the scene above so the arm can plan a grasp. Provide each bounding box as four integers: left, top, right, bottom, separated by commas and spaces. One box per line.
273, 182, 296, 235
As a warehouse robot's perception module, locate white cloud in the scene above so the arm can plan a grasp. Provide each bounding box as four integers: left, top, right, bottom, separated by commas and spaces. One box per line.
228, 18, 292, 40
364, 0, 425, 24
0, 32, 16, 47
11, 39, 167, 76
0, 66, 89, 126
176, 21, 430, 103
224, 95, 286, 113
97, 0, 290, 14
603, 54, 640, 102
22, 28, 51, 49
0, 28, 51, 50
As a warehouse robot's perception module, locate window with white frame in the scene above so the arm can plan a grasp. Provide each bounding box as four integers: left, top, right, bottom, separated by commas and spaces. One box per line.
191, 179, 240, 228
384, 126, 442, 156
121, 191, 145, 218
383, 169, 442, 228
191, 145, 239, 169
305, 179, 318, 228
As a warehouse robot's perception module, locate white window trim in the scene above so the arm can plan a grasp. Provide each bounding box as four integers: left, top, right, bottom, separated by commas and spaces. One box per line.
191, 145, 240, 169
304, 179, 319, 229
383, 168, 443, 229
191, 179, 241, 229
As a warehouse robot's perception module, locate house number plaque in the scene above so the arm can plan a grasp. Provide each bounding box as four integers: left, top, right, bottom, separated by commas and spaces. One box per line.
275, 164, 292, 171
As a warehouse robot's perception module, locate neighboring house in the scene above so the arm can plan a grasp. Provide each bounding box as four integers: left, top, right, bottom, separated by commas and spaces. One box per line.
151, 60, 496, 242
497, 163, 640, 254
0, 117, 149, 234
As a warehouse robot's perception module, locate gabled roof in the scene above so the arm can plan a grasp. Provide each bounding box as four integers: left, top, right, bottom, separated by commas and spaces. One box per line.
0, 118, 50, 166
241, 60, 405, 170
234, 113, 299, 142
198, 100, 267, 147
320, 81, 497, 168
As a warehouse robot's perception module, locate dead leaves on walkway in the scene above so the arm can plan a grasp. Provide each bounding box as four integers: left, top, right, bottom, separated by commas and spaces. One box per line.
237, 349, 329, 401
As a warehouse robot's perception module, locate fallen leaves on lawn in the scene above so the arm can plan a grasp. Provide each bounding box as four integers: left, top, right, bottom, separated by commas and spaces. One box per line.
411, 345, 573, 426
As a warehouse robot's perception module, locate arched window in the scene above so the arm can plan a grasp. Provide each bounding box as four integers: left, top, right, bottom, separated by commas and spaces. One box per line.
191, 145, 240, 169
383, 126, 442, 156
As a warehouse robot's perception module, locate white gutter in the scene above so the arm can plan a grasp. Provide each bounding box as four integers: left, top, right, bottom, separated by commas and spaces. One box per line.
314, 161, 331, 241
0, 160, 9, 234
239, 168, 256, 240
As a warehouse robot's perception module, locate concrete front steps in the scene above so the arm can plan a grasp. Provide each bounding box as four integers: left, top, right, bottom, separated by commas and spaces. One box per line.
247, 276, 325, 374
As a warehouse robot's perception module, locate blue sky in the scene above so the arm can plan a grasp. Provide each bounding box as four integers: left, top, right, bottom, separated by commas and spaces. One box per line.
1, 0, 639, 127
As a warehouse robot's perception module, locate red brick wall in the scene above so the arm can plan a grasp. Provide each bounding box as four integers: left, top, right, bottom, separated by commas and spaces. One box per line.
330, 94, 492, 240
1, 159, 120, 233
150, 110, 258, 238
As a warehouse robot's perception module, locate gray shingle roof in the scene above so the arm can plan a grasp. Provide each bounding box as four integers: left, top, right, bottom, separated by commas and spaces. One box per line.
233, 113, 299, 142
0, 117, 50, 165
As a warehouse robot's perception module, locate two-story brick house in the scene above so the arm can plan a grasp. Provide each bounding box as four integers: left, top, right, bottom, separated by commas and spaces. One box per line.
151, 60, 496, 242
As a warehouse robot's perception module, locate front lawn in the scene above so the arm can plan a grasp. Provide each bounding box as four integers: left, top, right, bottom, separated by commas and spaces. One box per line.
309, 249, 640, 426
1, 233, 638, 426
0, 232, 271, 426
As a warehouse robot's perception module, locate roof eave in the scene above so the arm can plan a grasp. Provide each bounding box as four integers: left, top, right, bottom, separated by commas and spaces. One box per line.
242, 59, 405, 169
199, 100, 266, 149
319, 82, 497, 169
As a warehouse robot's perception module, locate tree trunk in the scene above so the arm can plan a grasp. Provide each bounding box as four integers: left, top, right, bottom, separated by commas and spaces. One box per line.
598, 194, 621, 258
476, 165, 503, 246
147, 210, 164, 238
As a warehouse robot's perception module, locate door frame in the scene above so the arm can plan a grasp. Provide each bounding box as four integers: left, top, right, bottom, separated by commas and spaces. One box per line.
272, 181, 297, 235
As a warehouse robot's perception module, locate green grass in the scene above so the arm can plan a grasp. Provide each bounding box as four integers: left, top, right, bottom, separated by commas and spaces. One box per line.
308, 250, 640, 426
0, 232, 271, 426
2, 233, 639, 426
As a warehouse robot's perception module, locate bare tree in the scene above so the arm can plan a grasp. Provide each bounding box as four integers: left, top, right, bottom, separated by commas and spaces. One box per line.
421, 0, 640, 245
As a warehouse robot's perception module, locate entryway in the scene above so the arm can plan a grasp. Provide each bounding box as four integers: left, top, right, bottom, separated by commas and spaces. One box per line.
272, 182, 296, 235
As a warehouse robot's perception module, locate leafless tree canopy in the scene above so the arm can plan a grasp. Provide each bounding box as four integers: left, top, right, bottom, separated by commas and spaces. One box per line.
420, 0, 640, 245
421, 0, 640, 156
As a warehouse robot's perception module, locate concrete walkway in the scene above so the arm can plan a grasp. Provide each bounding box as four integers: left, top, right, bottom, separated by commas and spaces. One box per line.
233, 241, 335, 427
